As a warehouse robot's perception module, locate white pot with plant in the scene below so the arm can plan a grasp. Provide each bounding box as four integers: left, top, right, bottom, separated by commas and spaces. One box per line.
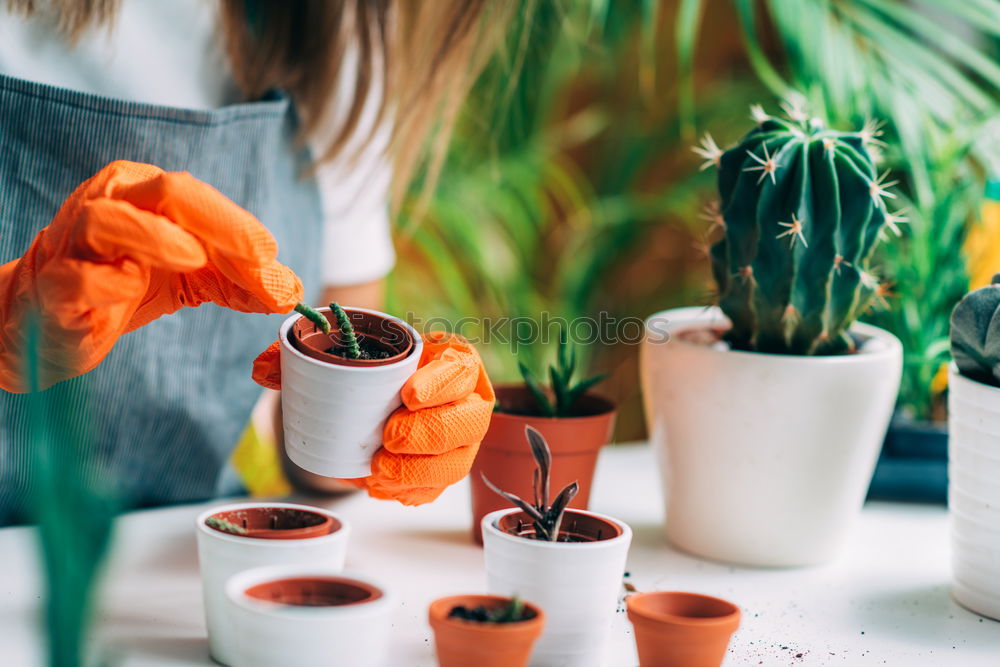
223, 565, 394, 667
640, 104, 903, 566
481, 426, 632, 667
948, 274, 1000, 621
195, 502, 350, 666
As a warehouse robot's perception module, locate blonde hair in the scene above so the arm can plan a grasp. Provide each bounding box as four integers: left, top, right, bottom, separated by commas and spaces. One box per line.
5, 0, 511, 209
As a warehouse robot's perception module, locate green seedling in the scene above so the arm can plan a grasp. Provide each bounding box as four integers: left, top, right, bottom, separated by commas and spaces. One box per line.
448, 596, 530, 623
517, 328, 605, 417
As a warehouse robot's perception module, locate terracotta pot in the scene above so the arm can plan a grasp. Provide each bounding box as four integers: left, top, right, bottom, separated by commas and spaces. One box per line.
245, 576, 383, 607
225, 566, 393, 667
470, 385, 616, 543
206, 506, 337, 540
482, 508, 632, 667
627, 591, 740, 667
290, 306, 414, 367
428, 595, 545, 667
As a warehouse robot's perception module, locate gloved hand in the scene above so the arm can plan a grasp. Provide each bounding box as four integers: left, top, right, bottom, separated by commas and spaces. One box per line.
253, 330, 495, 505
0, 160, 303, 393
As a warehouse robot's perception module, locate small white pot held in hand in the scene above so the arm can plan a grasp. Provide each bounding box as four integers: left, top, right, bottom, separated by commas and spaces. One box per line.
196, 502, 350, 666
640, 307, 902, 567
482, 508, 633, 667
948, 365, 1000, 621
279, 307, 422, 478
223, 566, 394, 667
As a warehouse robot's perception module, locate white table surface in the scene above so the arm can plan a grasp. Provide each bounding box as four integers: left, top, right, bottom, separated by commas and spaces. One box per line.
1, 443, 998, 666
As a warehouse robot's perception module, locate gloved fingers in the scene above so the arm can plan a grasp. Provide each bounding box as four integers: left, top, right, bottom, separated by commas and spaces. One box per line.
75, 198, 207, 272
185, 261, 304, 314
366, 442, 480, 505
400, 347, 479, 410
252, 340, 283, 390
383, 393, 493, 455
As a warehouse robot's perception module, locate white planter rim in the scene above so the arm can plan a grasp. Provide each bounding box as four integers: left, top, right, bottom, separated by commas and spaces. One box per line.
949, 363, 1000, 397
482, 508, 632, 551
196, 502, 348, 548
644, 306, 901, 366
279, 306, 422, 374
226, 565, 392, 618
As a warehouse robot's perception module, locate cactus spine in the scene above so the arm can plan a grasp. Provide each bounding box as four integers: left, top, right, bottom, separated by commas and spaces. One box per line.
950, 274, 1000, 387
330, 302, 362, 359
700, 105, 897, 355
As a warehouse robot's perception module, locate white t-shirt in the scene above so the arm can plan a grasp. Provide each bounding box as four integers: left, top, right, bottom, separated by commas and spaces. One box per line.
0, 0, 395, 287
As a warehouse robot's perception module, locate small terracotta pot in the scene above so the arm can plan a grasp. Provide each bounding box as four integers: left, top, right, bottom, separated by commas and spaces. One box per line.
245, 576, 383, 607
206, 506, 337, 540
428, 595, 545, 667
470, 385, 616, 543
627, 592, 741, 667
290, 306, 415, 367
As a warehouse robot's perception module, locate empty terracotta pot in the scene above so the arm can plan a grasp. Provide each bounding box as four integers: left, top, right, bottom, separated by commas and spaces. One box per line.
206, 506, 337, 540
469, 385, 616, 543
428, 595, 545, 667
627, 591, 741, 667
245, 576, 383, 607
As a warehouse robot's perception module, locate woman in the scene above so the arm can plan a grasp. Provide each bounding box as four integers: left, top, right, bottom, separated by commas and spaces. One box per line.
0, 0, 505, 524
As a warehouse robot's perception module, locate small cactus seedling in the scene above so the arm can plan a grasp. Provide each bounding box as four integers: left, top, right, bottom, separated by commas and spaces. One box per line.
295, 302, 331, 334
516, 328, 606, 417
330, 302, 362, 359
482, 426, 579, 541
951, 274, 1000, 387
448, 596, 533, 623
698, 102, 899, 355
205, 516, 249, 536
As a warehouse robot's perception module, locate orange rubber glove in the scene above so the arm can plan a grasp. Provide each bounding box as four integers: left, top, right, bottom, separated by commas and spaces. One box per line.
0, 160, 303, 393
253, 330, 495, 505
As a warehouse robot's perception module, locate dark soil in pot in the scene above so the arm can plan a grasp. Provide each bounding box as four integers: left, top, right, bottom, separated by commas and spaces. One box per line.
206, 507, 337, 540
497, 509, 623, 543
290, 307, 414, 367
470, 385, 616, 544
245, 576, 382, 607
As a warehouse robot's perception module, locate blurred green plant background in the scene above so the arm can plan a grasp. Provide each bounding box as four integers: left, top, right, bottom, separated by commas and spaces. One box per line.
389, 0, 1000, 436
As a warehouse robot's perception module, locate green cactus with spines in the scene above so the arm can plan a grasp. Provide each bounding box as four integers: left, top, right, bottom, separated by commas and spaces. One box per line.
295, 302, 331, 334
330, 302, 362, 359
698, 104, 899, 355
950, 274, 1000, 387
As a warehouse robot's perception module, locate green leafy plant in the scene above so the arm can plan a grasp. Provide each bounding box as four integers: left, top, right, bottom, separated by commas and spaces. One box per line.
205, 516, 249, 536
295, 302, 330, 334
950, 274, 1000, 387
482, 426, 579, 542
704, 104, 894, 355
448, 596, 533, 624
514, 330, 606, 417
330, 302, 361, 360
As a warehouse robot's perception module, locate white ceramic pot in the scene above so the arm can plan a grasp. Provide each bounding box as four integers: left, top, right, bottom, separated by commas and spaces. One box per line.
482, 508, 633, 667
195, 502, 350, 666
279, 307, 422, 478
223, 566, 394, 667
948, 366, 1000, 621
640, 307, 902, 567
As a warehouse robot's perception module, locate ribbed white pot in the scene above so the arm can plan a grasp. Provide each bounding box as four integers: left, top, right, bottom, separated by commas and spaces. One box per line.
195, 503, 350, 666
640, 307, 902, 567
223, 566, 394, 667
948, 366, 1000, 621
279, 307, 422, 478
482, 508, 632, 667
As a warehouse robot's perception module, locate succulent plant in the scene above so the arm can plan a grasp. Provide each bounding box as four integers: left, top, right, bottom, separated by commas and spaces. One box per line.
295, 302, 331, 334
695, 103, 900, 355
205, 516, 249, 536
482, 425, 579, 541
950, 274, 1000, 387
515, 328, 606, 417
330, 302, 362, 359
448, 597, 532, 624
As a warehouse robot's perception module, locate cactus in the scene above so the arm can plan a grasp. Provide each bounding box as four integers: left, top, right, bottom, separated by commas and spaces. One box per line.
295, 302, 331, 334
205, 516, 249, 536
448, 597, 532, 624
330, 302, 362, 359
697, 104, 900, 355
950, 274, 1000, 387
516, 328, 606, 417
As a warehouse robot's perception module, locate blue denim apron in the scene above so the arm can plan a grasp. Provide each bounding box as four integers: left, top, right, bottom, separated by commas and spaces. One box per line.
0, 74, 322, 524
